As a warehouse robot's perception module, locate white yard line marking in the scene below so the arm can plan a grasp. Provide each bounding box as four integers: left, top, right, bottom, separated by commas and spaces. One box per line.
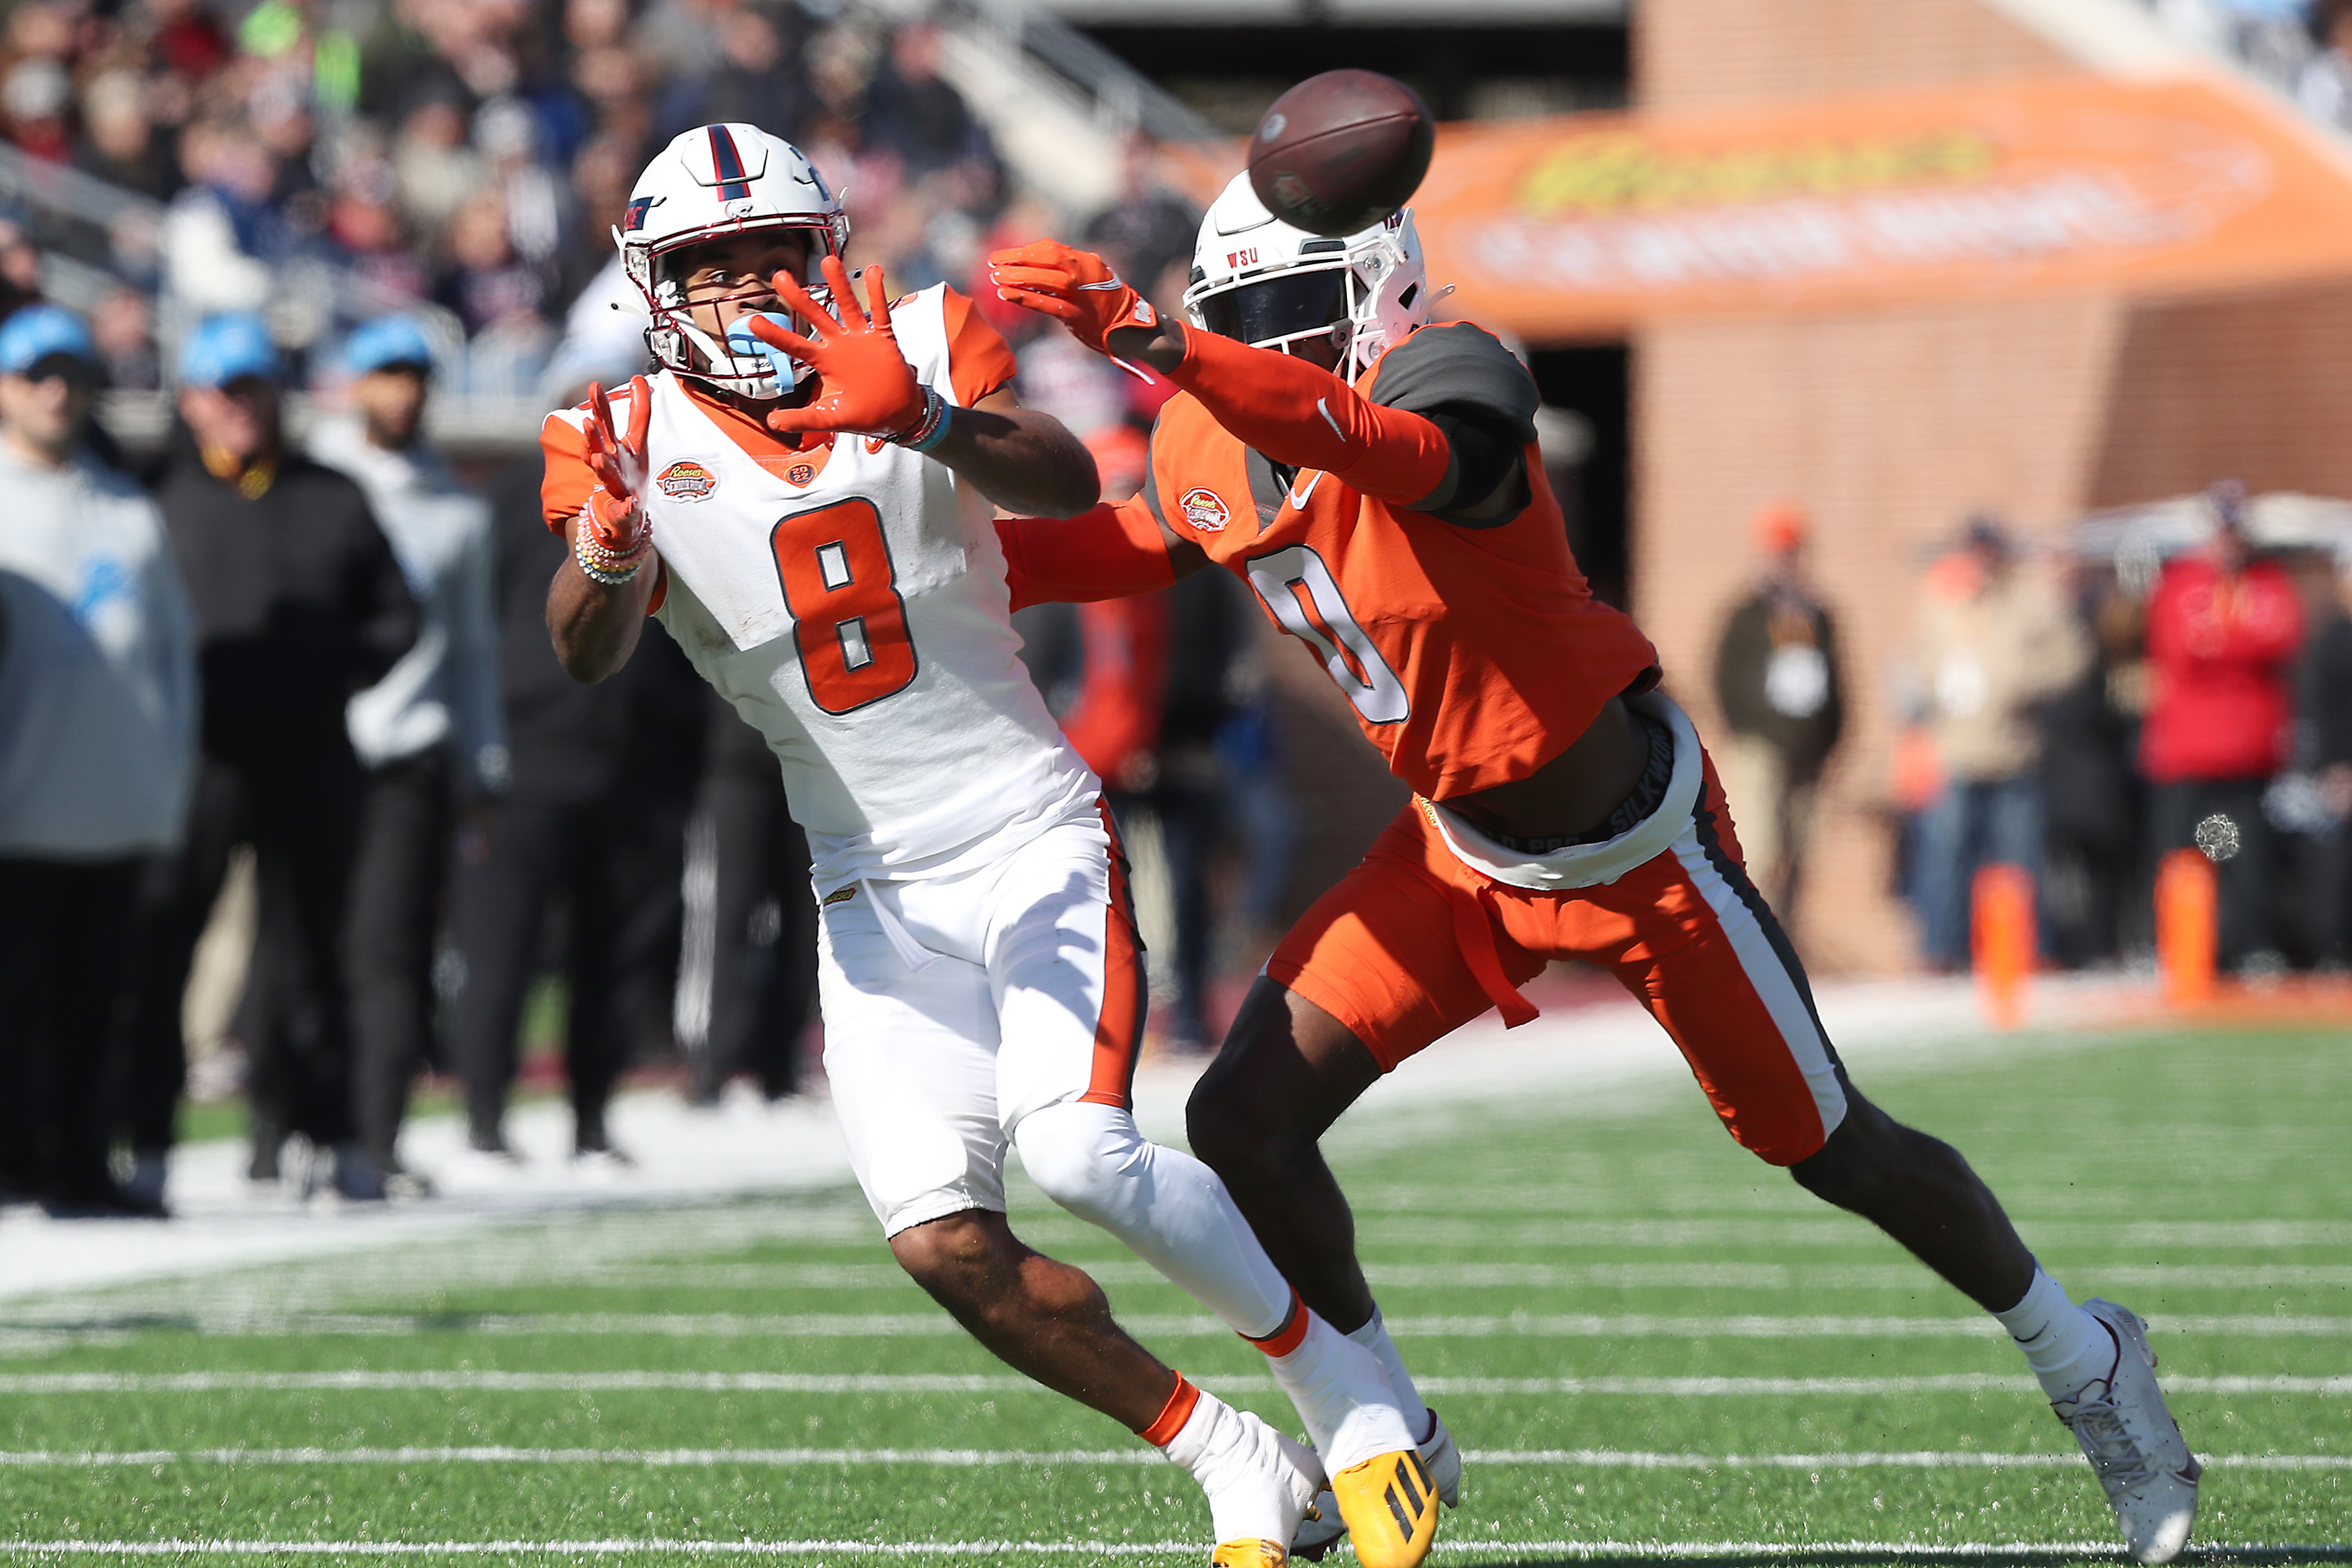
343, 1259, 2352, 1292
13, 1310, 2338, 1339
0, 1445, 2340, 1471
13, 1538, 2299, 1559
2, 1370, 2345, 1397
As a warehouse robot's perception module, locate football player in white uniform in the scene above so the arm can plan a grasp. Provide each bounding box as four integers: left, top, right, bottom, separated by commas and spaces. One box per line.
540, 125, 1437, 1568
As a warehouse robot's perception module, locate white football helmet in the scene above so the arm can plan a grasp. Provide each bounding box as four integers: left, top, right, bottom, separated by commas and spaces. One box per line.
614, 123, 849, 397
1181, 172, 1429, 382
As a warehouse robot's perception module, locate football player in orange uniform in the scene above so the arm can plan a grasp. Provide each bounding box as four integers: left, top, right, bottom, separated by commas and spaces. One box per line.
984, 176, 2201, 1566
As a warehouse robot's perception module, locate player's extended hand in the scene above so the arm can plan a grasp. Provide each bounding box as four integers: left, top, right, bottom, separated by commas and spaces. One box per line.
745, 255, 928, 440
986, 241, 1159, 355
581, 375, 653, 558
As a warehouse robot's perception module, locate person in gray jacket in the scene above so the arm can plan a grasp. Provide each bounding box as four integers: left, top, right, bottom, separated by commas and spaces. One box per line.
310, 315, 503, 1194
0, 304, 196, 1215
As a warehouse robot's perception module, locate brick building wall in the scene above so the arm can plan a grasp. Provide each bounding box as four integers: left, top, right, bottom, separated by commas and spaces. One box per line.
1639, 0, 2074, 114
2090, 282, 2352, 506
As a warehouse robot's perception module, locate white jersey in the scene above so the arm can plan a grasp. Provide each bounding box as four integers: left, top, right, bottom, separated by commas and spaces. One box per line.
543, 285, 1095, 887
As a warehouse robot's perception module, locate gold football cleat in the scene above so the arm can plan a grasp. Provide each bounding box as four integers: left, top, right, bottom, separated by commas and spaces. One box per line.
1209, 1539, 1289, 1567
1330, 1447, 1439, 1568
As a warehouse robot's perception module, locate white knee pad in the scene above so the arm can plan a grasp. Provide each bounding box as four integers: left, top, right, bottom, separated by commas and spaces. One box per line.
1010, 1098, 1293, 1337
1011, 1100, 1146, 1229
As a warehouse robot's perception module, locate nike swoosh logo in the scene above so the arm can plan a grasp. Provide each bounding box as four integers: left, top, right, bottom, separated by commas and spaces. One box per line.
1316, 397, 1347, 441
1287, 471, 1323, 509
1077, 278, 1127, 291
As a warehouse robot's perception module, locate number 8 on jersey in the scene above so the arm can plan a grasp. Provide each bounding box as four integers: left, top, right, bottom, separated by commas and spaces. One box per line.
774, 498, 919, 713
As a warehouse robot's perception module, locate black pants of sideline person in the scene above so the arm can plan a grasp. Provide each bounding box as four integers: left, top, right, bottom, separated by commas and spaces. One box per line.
346, 746, 454, 1172
122, 720, 363, 1167
0, 857, 141, 1209
2151, 776, 2275, 971
447, 793, 682, 1153
691, 763, 815, 1104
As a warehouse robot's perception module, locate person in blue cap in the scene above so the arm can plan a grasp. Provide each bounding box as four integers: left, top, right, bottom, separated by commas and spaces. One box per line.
308, 316, 503, 1196
0, 303, 194, 1216
118, 312, 419, 1206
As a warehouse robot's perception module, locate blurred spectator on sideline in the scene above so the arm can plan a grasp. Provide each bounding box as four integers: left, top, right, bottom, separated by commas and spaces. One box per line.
0, 307, 194, 1216
2300, 0, 2352, 128
2143, 482, 2305, 971
0, 217, 43, 321
92, 285, 162, 392
121, 314, 416, 1209
862, 21, 991, 181
657, 4, 811, 147
684, 691, 815, 1107
2038, 573, 2148, 968
2300, 551, 2352, 967
434, 190, 555, 394
393, 90, 485, 240
1911, 517, 2091, 971
1711, 502, 1845, 922
310, 316, 503, 1195
162, 120, 283, 318
1054, 426, 1250, 1050
75, 71, 180, 201
448, 441, 702, 1173
3, 56, 72, 165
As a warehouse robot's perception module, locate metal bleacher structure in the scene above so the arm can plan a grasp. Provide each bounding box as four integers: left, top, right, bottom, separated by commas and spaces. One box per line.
0, 0, 1214, 461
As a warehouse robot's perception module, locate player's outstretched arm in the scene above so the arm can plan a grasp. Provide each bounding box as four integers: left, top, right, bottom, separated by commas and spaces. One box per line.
548, 509, 658, 682
546, 379, 659, 684
995, 494, 1208, 611
749, 256, 1099, 518
988, 241, 1449, 504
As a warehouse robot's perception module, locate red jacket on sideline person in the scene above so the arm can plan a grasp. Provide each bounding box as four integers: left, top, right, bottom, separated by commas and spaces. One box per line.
2140, 550, 2303, 784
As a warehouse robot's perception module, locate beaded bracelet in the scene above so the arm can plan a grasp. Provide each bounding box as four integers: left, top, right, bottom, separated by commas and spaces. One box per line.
575, 521, 649, 586
891, 387, 953, 453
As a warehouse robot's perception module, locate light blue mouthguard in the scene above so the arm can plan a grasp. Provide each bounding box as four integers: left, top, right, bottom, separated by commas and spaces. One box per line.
725, 312, 797, 394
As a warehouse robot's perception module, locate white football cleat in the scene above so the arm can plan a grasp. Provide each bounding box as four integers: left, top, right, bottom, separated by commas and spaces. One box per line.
1290, 1408, 1460, 1561
1202, 1408, 1324, 1566
2055, 1300, 2201, 1565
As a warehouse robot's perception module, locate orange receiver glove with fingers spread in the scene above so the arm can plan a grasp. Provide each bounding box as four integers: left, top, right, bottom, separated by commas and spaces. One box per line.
987, 241, 1160, 357
581, 375, 655, 561
744, 255, 937, 442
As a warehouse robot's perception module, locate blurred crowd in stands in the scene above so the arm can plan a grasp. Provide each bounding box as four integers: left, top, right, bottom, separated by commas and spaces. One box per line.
0, 0, 1272, 1221
2149, 0, 2352, 133
0, 0, 1086, 398
1713, 486, 2352, 982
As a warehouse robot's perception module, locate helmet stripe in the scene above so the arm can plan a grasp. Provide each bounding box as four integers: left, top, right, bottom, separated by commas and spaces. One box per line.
706, 125, 753, 201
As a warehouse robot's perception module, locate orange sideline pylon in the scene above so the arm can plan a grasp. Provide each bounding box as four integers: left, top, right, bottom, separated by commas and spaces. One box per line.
1971, 864, 2034, 1029
2156, 848, 2218, 1007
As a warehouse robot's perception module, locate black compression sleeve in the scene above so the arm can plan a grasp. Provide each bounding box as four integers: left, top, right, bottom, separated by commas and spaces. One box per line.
1417, 404, 1531, 528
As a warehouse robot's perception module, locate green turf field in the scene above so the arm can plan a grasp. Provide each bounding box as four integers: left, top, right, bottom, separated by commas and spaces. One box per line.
2, 1024, 2347, 1564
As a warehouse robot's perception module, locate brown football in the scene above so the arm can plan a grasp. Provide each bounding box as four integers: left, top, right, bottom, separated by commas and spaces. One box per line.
1247, 70, 1435, 238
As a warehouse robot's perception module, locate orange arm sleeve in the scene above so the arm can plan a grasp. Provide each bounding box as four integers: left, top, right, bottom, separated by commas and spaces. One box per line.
1167, 325, 1450, 502
995, 498, 1177, 612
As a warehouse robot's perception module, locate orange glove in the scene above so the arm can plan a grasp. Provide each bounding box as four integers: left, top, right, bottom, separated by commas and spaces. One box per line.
580, 376, 653, 560
987, 241, 1160, 355
744, 255, 935, 441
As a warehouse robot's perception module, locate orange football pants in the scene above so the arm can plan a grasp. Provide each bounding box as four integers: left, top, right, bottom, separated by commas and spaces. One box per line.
1265, 757, 1848, 1166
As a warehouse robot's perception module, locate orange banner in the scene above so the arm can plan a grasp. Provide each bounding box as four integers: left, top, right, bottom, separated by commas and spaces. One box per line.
1400, 74, 2352, 339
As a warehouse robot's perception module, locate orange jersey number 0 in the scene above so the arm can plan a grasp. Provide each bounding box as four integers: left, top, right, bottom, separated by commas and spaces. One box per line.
771, 498, 920, 714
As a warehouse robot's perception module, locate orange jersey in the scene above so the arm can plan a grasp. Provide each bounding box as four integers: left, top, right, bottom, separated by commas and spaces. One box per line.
1138, 321, 1656, 802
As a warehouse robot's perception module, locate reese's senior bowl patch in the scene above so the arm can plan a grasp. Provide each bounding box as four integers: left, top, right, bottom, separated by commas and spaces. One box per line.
657, 460, 717, 501
1179, 488, 1229, 533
